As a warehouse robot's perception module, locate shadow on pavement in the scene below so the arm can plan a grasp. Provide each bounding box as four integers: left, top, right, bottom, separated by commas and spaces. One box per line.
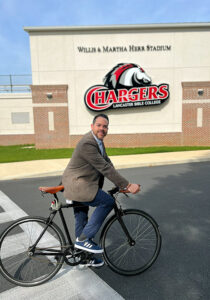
94, 161, 210, 300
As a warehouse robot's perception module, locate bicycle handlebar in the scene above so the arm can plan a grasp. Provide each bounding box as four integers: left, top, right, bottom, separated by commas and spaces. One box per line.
107, 186, 119, 196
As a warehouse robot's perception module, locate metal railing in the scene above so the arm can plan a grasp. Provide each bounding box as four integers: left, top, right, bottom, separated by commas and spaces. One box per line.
0, 75, 32, 93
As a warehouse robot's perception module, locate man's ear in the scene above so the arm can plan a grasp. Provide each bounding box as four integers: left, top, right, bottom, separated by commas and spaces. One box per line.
91, 124, 93, 130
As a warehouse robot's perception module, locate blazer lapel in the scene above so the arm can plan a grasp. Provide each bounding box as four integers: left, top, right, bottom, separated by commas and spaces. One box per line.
89, 131, 105, 156
89, 131, 100, 150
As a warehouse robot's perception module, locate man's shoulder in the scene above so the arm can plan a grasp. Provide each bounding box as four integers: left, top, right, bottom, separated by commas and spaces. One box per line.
80, 131, 94, 143
77, 131, 97, 148
83, 131, 93, 140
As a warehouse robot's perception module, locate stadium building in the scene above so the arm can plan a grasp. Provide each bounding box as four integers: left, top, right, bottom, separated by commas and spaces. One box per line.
0, 23, 210, 148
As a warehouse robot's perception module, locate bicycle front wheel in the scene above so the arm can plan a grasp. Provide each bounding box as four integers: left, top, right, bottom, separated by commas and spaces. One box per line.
0, 217, 66, 286
101, 209, 161, 276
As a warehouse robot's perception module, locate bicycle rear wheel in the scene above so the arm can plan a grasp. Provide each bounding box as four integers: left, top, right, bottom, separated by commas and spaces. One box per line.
0, 216, 66, 286
101, 209, 161, 275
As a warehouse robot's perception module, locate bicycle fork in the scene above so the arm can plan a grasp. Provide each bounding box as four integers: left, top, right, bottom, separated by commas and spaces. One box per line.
114, 206, 135, 246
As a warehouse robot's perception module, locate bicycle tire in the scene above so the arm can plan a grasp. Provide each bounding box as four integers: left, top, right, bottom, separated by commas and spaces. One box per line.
100, 209, 161, 276
0, 216, 66, 286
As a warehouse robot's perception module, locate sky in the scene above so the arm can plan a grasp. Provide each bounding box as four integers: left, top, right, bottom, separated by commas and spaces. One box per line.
0, 0, 209, 77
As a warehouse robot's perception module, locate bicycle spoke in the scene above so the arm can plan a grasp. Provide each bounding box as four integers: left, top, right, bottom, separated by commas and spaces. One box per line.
2, 255, 27, 273
102, 210, 161, 275
0, 217, 65, 286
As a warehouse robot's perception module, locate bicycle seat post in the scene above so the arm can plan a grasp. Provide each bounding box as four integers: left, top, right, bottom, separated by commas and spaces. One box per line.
50, 193, 61, 211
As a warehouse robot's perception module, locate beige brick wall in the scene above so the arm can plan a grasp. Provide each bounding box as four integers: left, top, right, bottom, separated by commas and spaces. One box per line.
182, 81, 210, 100
33, 107, 69, 148
31, 82, 210, 148
182, 82, 210, 146
0, 134, 35, 146
31, 85, 69, 148
1, 82, 209, 148
31, 85, 68, 103
182, 103, 210, 145
68, 132, 181, 148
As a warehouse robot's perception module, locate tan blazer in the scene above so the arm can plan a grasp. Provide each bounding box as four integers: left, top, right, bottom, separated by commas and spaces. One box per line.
62, 131, 129, 202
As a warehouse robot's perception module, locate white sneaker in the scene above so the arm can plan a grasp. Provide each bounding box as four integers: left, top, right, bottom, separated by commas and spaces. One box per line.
66, 199, 73, 204
80, 257, 104, 267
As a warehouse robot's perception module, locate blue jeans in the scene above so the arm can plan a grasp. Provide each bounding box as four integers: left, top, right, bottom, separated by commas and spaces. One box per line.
73, 189, 115, 239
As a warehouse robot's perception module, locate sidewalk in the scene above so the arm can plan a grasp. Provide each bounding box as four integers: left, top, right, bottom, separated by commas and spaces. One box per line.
0, 150, 210, 181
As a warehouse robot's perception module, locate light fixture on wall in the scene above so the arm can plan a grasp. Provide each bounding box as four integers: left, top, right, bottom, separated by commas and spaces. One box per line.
197, 89, 204, 96
46, 92, 53, 99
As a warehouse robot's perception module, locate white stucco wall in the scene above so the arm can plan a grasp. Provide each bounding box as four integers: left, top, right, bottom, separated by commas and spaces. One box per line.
0, 93, 34, 134
26, 24, 210, 135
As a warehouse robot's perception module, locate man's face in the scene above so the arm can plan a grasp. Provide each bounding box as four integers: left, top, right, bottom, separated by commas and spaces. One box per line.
91, 117, 109, 140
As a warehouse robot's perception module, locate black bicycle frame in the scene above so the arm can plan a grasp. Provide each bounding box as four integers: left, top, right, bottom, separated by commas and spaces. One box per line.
29, 195, 79, 256
31, 190, 135, 256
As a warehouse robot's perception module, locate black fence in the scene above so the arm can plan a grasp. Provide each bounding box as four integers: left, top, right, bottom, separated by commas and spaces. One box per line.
0, 75, 32, 93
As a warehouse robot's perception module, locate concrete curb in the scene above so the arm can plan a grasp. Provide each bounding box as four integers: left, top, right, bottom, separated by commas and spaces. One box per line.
0, 150, 210, 180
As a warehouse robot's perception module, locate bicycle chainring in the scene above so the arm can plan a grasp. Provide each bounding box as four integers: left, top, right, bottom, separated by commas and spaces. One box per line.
64, 249, 88, 266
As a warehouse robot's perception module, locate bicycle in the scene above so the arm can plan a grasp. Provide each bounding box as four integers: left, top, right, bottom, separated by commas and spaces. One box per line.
0, 185, 161, 287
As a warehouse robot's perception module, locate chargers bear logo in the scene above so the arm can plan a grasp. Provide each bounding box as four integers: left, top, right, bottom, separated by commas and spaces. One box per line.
103, 63, 152, 89
84, 63, 169, 111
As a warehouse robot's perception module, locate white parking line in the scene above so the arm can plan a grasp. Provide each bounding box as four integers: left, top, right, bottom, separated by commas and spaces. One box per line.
0, 190, 27, 220
0, 265, 124, 300
0, 191, 60, 261
0, 212, 12, 224
0, 191, 124, 299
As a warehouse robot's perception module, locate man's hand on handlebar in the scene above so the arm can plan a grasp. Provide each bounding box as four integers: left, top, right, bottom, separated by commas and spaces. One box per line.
126, 183, 141, 194
109, 184, 141, 195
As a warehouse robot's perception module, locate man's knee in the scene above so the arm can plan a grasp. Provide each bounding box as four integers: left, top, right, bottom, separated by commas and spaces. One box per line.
107, 195, 115, 207
101, 192, 115, 208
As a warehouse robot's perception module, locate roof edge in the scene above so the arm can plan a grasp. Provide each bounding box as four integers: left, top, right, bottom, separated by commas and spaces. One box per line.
23, 22, 210, 33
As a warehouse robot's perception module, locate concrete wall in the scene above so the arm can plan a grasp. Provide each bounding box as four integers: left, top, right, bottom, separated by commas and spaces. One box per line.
0, 93, 35, 145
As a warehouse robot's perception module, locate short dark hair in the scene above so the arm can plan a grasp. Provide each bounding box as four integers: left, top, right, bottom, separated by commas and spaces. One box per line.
93, 114, 109, 124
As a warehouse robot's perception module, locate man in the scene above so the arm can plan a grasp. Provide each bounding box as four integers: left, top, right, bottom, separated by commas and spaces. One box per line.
62, 113, 140, 267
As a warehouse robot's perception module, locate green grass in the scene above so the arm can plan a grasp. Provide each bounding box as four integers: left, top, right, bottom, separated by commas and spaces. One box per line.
106, 146, 210, 156
0, 145, 74, 163
0, 144, 210, 163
